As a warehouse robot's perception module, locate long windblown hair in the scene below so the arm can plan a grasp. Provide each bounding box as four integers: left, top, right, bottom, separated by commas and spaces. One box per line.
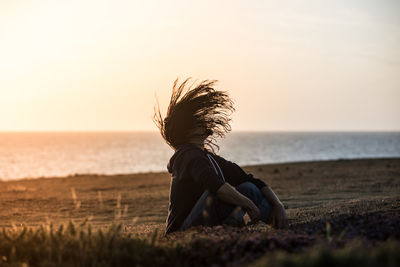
153, 78, 235, 151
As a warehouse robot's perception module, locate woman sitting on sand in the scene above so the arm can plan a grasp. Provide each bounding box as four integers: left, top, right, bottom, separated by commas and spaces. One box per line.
154, 78, 288, 234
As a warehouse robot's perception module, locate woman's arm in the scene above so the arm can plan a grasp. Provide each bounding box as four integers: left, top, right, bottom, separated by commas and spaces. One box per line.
216, 183, 261, 222
261, 186, 288, 229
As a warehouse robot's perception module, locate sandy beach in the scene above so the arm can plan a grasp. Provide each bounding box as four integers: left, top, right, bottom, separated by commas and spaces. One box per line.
1, 157, 399, 266
1, 158, 399, 234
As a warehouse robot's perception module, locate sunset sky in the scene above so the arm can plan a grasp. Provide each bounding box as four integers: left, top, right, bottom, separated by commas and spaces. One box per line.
1, 0, 399, 132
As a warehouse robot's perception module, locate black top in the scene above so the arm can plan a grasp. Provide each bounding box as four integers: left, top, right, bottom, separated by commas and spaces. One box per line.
165, 144, 268, 234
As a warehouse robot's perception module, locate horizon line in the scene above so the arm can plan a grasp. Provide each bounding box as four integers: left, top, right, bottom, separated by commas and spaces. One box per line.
0, 129, 399, 133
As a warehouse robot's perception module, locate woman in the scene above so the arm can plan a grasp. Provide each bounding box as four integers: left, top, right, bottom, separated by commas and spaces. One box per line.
154, 78, 288, 234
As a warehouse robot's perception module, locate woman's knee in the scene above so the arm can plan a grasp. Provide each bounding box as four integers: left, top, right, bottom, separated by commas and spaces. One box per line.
236, 182, 263, 202
236, 181, 257, 192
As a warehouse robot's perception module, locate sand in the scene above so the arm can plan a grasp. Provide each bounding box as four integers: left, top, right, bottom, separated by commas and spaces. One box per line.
1, 158, 399, 235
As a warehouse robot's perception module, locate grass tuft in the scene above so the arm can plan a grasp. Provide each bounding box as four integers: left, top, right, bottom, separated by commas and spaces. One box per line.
251, 240, 400, 267
0, 222, 178, 267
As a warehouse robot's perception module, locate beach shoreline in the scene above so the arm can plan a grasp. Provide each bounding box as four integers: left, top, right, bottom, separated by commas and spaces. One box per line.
1, 156, 399, 182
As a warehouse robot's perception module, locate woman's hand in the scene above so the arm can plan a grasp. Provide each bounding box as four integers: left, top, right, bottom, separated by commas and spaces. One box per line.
260, 185, 289, 229
268, 203, 288, 229
243, 199, 261, 223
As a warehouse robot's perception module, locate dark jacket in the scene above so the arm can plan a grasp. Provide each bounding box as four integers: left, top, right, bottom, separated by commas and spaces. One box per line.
166, 143, 268, 234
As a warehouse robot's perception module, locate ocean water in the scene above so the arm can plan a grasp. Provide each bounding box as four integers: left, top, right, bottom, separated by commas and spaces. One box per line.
0, 132, 399, 181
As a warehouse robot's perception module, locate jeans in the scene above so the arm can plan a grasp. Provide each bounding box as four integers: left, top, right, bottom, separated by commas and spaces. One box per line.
180, 182, 271, 231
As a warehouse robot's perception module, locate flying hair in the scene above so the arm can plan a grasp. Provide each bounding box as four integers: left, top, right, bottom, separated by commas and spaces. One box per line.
153, 78, 235, 151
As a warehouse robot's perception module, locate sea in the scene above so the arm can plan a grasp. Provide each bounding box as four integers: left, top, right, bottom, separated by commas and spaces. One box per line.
0, 132, 399, 181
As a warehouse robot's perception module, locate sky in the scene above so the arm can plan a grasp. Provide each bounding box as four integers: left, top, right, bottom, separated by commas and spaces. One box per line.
0, 0, 399, 132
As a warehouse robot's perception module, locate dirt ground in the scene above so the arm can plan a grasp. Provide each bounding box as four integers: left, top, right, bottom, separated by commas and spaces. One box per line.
1, 158, 399, 235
